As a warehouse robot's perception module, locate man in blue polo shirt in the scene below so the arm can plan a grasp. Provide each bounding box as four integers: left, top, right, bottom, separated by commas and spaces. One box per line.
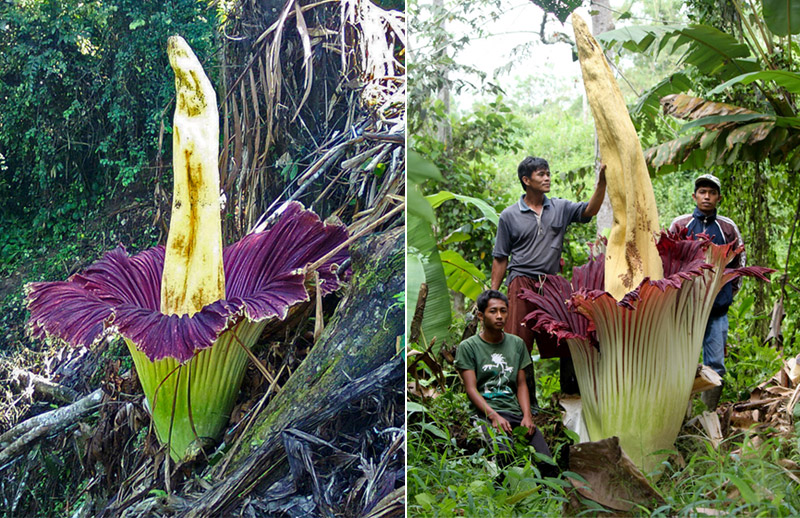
491, 156, 606, 397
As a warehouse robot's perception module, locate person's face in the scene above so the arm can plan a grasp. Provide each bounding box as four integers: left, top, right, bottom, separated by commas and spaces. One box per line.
692, 185, 721, 214
479, 298, 508, 331
523, 168, 551, 193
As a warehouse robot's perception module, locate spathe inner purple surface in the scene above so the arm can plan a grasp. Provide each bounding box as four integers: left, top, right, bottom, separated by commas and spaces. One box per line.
520, 230, 773, 347
26, 202, 349, 363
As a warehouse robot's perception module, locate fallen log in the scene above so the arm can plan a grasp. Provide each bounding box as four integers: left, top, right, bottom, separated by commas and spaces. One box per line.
178, 228, 404, 517
0, 388, 104, 467
10, 368, 80, 404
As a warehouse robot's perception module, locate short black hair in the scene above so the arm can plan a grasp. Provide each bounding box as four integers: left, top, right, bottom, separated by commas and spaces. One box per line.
476, 289, 508, 313
517, 156, 549, 189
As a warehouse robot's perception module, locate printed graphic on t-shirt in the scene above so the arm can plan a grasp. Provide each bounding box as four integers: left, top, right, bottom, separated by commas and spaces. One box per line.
481, 353, 514, 398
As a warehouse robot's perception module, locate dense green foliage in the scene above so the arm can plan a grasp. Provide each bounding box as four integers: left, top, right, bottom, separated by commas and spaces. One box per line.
408, 322, 800, 516
0, 0, 218, 351
599, 0, 800, 342
0, 0, 217, 215
409, 0, 800, 514
409, 368, 800, 516
413, 96, 522, 272
408, 391, 571, 517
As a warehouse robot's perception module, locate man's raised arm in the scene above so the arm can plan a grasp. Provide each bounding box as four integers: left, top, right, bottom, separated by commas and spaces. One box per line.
582, 163, 607, 219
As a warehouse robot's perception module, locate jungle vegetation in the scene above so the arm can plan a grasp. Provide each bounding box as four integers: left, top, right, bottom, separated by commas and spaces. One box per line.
408, 0, 800, 515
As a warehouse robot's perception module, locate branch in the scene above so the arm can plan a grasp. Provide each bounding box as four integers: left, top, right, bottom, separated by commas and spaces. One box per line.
409, 283, 428, 345
0, 388, 104, 468
10, 368, 79, 405
179, 357, 403, 517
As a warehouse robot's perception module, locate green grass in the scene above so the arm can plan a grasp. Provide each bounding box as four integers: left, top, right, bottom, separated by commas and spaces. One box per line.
407, 391, 572, 517
651, 433, 800, 516
409, 387, 800, 516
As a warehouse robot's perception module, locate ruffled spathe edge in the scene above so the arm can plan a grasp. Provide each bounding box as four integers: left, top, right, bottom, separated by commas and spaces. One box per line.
26, 202, 349, 363
521, 230, 773, 346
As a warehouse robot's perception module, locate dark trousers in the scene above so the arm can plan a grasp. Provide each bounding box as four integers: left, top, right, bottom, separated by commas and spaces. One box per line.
475, 411, 557, 477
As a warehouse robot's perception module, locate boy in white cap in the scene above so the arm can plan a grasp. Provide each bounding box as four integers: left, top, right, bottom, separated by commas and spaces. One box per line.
670, 173, 745, 410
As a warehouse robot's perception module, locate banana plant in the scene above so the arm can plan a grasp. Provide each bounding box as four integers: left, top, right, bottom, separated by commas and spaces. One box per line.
596, 0, 800, 172
407, 151, 500, 347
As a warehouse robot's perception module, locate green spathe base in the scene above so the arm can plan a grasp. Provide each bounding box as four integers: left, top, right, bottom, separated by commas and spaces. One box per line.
126, 319, 266, 461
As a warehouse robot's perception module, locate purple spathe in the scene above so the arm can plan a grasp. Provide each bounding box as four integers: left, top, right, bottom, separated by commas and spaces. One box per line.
26, 202, 349, 363
519, 229, 773, 347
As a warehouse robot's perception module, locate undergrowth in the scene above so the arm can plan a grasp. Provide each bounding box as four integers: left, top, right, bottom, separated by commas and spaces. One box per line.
408, 391, 570, 517
408, 308, 800, 517
650, 432, 800, 517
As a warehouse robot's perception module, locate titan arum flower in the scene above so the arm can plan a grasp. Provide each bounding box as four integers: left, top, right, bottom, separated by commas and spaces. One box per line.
515, 15, 773, 472
25, 36, 349, 461
521, 232, 771, 471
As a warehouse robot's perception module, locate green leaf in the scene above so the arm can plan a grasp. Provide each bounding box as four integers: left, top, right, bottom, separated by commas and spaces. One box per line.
631, 72, 693, 119
440, 249, 486, 300
442, 231, 471, 245
414, 492, 436, 509
406, 401, 427, 413
561, 471, 589, 485
736, 295, 756, 318
679, 113, 774, 132
763, 0, 800, 35
728, 474, 757, 504
564, 429, 581, 444
421, 422, 449, 440
408, 214, 452, 347
408, 150, 444, 183
599, 24, 759, 80
506, 487, 540, 505
709, 70, 800, 96
425, 190, 500, 226
129, 19, 146, 30
408, 183, 436, 223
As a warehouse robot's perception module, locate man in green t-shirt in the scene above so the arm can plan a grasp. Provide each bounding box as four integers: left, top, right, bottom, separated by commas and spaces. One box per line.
455, 290, 553, 465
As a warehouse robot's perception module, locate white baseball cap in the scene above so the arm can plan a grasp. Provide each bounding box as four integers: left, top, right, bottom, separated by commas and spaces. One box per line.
695, 173, 721, 192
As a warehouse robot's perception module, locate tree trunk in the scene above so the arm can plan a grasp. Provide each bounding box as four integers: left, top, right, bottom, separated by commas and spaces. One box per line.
750, 162, 771, 338
591, 0, 616, 235
182, 227, 404, 517
433, 0, 452, 147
